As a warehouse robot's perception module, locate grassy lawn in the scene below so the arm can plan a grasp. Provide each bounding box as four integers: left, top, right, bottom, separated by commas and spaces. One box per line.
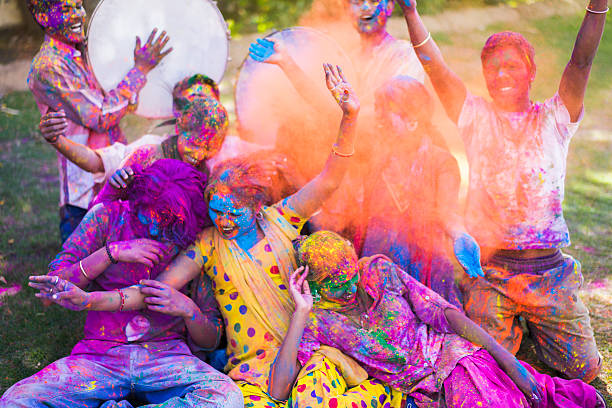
0, 10, 610, 403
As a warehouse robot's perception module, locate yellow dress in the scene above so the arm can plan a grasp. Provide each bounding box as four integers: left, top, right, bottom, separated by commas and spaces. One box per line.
186, 200, 404, 408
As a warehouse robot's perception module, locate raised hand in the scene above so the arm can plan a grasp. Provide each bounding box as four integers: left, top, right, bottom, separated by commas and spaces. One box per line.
248, 37, 288, 65
140, 279, 196, 318
134, 28, 173, 75
39, 110, 67, 143
324, 63, 360, 117
453, 232, 484, 278
29, 275, 90, 311
109, 166, 134, 189
398, 0, 417, 11
108, 239, 168, 268
289, 266, 313, 314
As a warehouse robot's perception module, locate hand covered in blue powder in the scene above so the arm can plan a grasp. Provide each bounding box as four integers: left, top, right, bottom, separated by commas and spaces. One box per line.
29, 275, 90, 311
453, 233, 484, 278
398, 0, 417, 10
249, 37, 287, 65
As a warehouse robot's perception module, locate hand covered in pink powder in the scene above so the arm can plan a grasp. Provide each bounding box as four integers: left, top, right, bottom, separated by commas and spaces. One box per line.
39, 110, 67, 143
289, 266, 313, 314
324, 63, 360, 117
29, 275, 90, 311
134, 28, 173, 75
108, 239, 168, 268
140, 279, 196, 318
109, 166, 135, 189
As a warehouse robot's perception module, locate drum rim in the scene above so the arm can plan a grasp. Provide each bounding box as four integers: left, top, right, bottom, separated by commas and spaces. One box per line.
86, 0, 231, 118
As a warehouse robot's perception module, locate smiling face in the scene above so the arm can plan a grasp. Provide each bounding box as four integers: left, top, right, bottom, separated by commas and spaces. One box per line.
35, 0, 86, 45
347, 0, 393, 35
318, 271, 360, 305
208, 192, 257, 240
482, 45, 534, 112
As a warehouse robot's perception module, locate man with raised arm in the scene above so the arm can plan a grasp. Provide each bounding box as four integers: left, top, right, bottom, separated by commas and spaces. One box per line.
26, 0, 171, 241
398, 0, 606, 382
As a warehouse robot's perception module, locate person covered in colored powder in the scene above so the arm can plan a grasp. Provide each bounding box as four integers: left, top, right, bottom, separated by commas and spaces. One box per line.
398, 0, 606, 382
26, 0, 171, 241
56, 65, 404, 408
361, 76, 483, 308
269, 230, 607, 408
247, 0, 427, 247
1, 159, 242, 408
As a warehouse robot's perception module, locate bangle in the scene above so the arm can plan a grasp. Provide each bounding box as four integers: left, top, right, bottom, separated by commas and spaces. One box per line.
106, 242, 118, 264
46, 135, 59, 144
79, 260, 91, 280
332, 143, 355, 158
413, 32, 432, 48
586, 6, 609, 13
114, 288, 125, 312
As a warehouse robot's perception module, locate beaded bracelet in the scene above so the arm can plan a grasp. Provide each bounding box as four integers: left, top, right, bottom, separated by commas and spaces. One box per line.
106, 242, 118, 264
114, 288, 125, 312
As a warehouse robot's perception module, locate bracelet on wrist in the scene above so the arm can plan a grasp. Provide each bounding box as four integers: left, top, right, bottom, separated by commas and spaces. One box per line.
332, 143, 355, 158
586, 6, 609, 13
106, 242, 118, 264
413, 32, 432, 49
114, 288, 125, 311
79, 260, 91, 280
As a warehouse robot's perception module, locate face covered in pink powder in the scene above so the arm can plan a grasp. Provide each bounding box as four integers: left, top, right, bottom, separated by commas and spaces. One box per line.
297, 231, 360, 306
30, 0, 87, 45
176, 97, 228, 167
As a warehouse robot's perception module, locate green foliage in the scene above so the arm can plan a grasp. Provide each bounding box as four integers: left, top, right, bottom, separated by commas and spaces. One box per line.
218, 0, 315, 34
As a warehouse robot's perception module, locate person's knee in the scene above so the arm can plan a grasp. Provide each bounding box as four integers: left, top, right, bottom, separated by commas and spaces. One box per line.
565, 352, 602, 383
221, 384, 243, 408
1, 382, 44, 408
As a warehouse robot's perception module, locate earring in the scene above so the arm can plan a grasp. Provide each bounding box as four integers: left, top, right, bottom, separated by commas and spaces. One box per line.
256, 211, 264, 220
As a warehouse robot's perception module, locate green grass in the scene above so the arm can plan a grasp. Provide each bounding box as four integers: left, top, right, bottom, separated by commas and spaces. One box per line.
0, 10, 610, 403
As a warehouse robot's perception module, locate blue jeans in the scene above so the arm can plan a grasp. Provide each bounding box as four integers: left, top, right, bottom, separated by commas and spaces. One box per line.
59, 204, 88, 242
0, 340, 242, 408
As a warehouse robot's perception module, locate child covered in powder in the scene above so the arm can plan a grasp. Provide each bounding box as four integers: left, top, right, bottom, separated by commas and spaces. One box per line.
397, 0, 606, 382
268, 230, 606, 408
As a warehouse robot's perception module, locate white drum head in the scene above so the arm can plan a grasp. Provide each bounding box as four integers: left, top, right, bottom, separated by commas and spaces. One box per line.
235, 27, 355, 145
87, 0, 229, 118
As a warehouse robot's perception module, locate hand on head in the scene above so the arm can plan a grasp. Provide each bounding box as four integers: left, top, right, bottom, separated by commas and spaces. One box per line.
324, 64, 360, 117
398, 0, 417, 10
107, 239, 169, 268
134, 28, 173, 74
289, 266, 313, 314
109, 166, 135, 189
28, 275, 90, 311
39, 110, 67, 143
249, 37, 287, 65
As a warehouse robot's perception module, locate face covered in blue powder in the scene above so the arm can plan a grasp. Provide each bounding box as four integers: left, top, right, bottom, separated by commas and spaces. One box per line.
347, 0, 394, 36
208, 192, 258, 241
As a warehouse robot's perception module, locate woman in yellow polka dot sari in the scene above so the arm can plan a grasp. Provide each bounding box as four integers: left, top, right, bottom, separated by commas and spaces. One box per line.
146, 65, 404, 407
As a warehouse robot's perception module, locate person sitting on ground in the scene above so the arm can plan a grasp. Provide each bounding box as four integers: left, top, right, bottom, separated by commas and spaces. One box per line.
397, 0, 606, 381
26, 0, 171, 241
361, 76, 483, 308
48, 64, 406, 408
1, 159, 242, 408
269, 230, 606, 408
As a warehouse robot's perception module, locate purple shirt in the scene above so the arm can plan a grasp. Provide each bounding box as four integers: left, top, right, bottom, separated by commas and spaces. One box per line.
298, 255, 479, 403
49, 201, 222, 354
28, 35, 146, 209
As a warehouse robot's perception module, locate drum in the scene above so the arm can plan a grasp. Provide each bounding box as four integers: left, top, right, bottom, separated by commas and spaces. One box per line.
235, 27, 355, 146
87, 0, 229, 118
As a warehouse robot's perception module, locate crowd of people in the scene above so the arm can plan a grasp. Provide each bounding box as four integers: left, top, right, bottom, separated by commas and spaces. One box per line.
0, 0, 609, 407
